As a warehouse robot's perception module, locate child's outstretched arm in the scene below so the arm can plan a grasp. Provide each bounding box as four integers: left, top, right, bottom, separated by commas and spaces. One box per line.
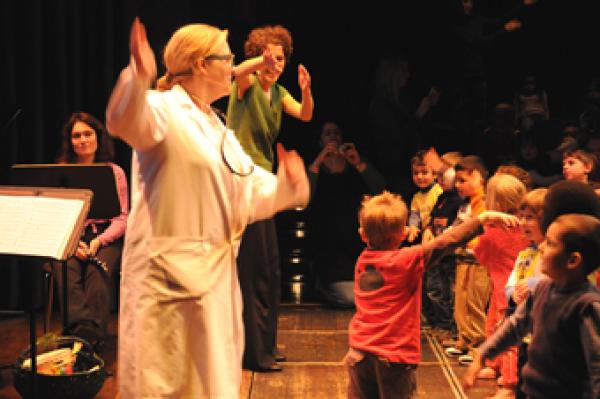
422, 211, 519, 269
282, 64, 313, 121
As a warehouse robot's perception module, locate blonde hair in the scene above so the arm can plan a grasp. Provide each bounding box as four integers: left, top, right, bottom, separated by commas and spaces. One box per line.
359, 191, 408, 250
485, 173, 526, 214
496, 164, 533, 190
441, 151, 462, 168
520, 188, 547, 219
156, 24, 228, 91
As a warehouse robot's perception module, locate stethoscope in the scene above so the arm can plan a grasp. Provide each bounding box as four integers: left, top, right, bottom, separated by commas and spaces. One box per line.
212, 107, 254, 177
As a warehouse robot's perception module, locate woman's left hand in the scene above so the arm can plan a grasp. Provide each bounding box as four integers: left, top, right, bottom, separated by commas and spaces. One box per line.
298, 64, 311, 92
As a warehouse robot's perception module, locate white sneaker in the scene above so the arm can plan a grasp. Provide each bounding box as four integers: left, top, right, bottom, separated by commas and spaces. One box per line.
458, 353, 473, 365
445, 346, 466, 357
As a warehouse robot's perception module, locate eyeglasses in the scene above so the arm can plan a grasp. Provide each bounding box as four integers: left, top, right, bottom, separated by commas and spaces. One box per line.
205, 53, 235, 63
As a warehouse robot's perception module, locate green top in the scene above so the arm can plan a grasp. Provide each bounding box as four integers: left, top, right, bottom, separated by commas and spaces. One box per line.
227, 75, 289, 171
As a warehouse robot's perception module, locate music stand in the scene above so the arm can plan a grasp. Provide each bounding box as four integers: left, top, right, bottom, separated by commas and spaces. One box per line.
10, 164, 120, 219
0, 186, 92, 399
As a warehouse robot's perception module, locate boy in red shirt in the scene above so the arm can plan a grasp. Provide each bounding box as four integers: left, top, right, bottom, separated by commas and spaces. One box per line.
345, 191, 518, 399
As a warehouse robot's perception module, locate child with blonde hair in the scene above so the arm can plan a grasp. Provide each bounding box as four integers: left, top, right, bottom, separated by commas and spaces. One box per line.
346, 191, 519, 398
505, 188, 547, 399
472, 174, 530, 398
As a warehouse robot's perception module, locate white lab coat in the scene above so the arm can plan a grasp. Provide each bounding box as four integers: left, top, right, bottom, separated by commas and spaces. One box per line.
106, 70, 308, 398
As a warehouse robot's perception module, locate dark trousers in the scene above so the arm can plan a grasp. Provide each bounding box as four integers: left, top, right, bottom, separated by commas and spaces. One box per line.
348, 352, 416, 399
422, 256, 456, 331
53, 225, 121, 337
237, 218, 281, 370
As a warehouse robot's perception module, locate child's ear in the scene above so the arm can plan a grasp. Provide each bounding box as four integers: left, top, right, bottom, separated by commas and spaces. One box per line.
567, 252, 583, 270
358, 227, 369, 244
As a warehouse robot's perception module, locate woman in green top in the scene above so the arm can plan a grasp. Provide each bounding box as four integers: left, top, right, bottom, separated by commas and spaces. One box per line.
227, 24, 313, 372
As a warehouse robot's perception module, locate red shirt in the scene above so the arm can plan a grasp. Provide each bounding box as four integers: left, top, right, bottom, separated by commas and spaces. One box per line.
349, 246, 425, 364
474, 225, 529, 293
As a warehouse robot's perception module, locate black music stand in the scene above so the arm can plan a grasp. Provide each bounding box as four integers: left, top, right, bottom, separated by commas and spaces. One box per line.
0, 186, 92, 399
10, 164, 121, 331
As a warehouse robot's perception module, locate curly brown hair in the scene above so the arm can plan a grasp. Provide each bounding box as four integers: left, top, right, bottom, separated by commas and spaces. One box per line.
244, 25, 293, 61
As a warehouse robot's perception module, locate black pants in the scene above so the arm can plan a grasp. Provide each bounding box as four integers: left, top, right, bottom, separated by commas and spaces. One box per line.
53, 224, 121, 338
422, 256, 456, 331
237, 218, 281, 370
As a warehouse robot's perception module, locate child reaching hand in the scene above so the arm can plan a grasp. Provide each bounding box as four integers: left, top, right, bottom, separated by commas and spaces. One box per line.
464, 214, 600, 399
346, 191, 519, 399
472, 174, 530, 398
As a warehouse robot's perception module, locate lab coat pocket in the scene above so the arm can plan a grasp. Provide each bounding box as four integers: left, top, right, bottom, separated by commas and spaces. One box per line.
146, 236, 213, 301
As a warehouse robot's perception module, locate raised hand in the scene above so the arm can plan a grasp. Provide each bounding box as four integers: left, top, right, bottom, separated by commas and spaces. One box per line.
277, 142, 307, 188
262, 47, 282, 75
298, 64, 311, 92
129, 17, 157, 84
341, 143, 361, 166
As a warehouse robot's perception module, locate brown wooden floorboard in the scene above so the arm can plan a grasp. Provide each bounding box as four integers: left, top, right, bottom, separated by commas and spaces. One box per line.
0, 305, 499, 398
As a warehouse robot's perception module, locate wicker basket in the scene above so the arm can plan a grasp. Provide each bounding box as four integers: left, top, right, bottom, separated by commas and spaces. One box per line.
13, 336, 106, 399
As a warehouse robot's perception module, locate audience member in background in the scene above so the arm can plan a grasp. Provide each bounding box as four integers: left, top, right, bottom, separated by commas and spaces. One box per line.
513, 74, 549, 134
309, 121, 386, 308
369, 56, 438, 200
479, 104, 520, 173
447, 0, 536, 149
227, 24, 313, 372
515, 132, 561, 188
54, 111, 129, 350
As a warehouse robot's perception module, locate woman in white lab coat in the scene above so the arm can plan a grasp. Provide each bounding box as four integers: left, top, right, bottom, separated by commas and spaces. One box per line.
106, 18, 309, 398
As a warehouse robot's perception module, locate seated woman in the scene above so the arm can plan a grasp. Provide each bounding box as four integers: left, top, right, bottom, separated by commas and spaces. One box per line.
53, 112, 128, 349
308, 122, 386, 308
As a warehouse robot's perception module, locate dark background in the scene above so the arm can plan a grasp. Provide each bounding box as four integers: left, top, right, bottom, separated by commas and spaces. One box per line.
1, 0, 599, 307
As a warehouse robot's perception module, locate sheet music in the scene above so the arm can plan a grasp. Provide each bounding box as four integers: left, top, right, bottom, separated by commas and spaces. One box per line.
0, 195, 85, 259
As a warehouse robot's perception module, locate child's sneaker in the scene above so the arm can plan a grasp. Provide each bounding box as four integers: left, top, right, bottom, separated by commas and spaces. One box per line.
477, 366, 497, 379
458, 352, 474, 365
488, 387, 515, 399
445, 346, 466, 357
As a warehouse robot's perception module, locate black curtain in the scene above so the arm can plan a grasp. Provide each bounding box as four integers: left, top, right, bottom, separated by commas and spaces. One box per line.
1, 0, 599, 310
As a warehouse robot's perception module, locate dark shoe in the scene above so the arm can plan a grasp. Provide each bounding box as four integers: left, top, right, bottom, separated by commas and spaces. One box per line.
255, 363, 283, 372
274, 352, 287, 362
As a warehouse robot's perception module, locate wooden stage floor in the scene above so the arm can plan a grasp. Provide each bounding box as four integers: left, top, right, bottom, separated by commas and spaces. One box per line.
0, 304, 498, 398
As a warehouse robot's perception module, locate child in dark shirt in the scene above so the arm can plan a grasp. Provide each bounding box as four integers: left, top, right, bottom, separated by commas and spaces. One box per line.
463, 213, 600, 399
